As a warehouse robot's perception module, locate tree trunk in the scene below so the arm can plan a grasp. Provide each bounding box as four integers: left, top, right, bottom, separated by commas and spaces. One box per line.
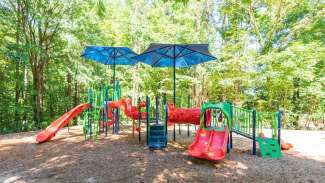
292, 78, 300, 128
32, 66, 44, 128
15, 58, 20, 130
23, 64, 29, 122
67, 72, 72, 108
234, 80, 240, 104
283, 109, 287, 128
73, 68, 79, 108
14, 0, 22, 131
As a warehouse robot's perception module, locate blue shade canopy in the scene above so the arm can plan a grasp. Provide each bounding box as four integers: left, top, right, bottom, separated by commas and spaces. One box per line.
134, 43, 216, 142
81, 46, 138, 65
133, 43, 216, 67
81, 46, 138, 100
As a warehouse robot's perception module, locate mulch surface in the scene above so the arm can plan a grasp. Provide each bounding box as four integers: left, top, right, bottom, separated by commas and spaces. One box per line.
0, 126, 324, 183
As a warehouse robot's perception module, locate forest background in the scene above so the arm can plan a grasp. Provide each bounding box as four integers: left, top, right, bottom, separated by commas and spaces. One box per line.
0, 0, 324, 133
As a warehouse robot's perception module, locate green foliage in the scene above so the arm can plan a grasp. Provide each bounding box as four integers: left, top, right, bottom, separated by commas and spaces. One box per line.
0, 0, 324, 133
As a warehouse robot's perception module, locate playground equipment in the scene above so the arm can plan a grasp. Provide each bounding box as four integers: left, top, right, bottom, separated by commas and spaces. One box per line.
145, 96, 168, 148
129, 94, 201, 149
83, 81, 122, 140
230, 105, 282, 158
188, 102, 231, 160
36, 84, 283, 160
164, 95, 202, 139
36, 81, 122, 143
146, 98, 283, 159
36, 103, 90, 143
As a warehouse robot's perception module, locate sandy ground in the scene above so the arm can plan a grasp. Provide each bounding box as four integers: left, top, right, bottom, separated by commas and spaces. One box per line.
0, 125, 324, 183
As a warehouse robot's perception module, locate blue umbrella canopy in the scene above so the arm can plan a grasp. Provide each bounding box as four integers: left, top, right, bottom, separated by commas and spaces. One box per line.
82, 45, 138, 101
134, 43, 216, 104
81, 45, 138, 94
81, 46, 138, 66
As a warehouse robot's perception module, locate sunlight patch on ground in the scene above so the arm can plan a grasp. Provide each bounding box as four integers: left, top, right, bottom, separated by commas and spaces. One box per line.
30, 155, 76, 174
0, 172, 23, 183
215, 172, 228, 178
168, 142, 186, 149
0, 145, 13, 152
223, 160, 248, 176
281, 130, 325, 162
153, 169, 170, 182
2, 176, 21, 183
84, 177, 97, 183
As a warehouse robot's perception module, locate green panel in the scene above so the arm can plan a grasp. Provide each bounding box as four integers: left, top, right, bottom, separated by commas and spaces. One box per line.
257, 137, 281, 158
200, 102, 232, 131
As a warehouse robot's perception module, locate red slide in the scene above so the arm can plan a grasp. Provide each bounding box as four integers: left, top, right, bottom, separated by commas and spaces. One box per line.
188, 126, 229, 161
36, 103, 90, 143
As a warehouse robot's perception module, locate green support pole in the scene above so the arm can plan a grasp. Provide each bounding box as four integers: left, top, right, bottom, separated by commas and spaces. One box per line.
278, 111, 281, 146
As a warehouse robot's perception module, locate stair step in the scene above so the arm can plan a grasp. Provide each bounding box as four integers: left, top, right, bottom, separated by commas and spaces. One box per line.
150, 129, 164, 136
149, 136, 165, 141
149, 142, 166, 149
150, 125, 164, 130
257, 137, 281, 158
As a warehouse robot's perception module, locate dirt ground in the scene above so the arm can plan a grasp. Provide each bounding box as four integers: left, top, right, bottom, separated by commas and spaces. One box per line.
0, 125, 324, 183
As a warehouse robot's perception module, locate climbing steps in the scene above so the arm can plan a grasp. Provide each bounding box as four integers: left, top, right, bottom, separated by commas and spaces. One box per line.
257, 137, 281, 158
148, 124, 166, 149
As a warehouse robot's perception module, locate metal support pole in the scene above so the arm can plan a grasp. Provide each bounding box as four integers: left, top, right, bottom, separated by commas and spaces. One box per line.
89, 88, 93, 137
99, 86, 102, 133
187, 95, 190, 137
178, 100, 181, 135
173, 45, 176, 106
165, 102, 168, 146
117, 109, 119, 134
138, 97, 141, 142
227, 134, 230, 153
278, 111, 281, 146
112, 48, 116, 101
112, 109, 115, 134
146, 96, 149, 145
252, 110, 257, 155
230, 103, 233, 149
155, 96, 158, 125
173, 45, 176, 142
105, 86, 108, 136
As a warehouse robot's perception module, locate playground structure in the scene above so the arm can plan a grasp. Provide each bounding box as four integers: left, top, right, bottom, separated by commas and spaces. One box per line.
36, 80, 285, 161
34, 43, 290, 162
